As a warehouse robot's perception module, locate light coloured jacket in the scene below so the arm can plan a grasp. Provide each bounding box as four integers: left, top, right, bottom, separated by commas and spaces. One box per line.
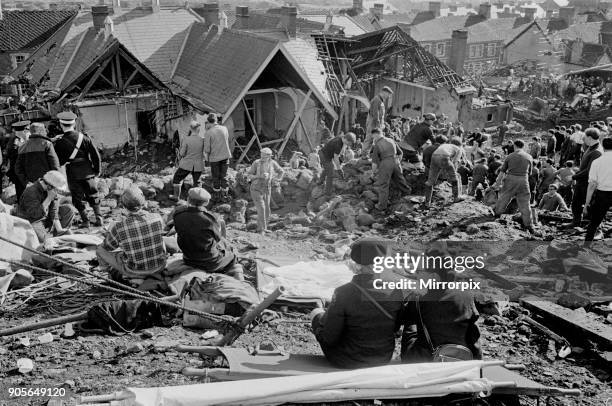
204, 124, 232, 163
178, 133, 205, 172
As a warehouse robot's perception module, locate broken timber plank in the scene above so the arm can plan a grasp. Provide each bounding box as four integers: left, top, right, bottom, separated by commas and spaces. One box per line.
278, 90, 312, 157
521, 296, 612, 348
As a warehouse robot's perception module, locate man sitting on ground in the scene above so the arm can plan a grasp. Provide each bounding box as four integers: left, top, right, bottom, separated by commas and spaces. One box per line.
172, 187, 244, 280
96, 187, 167, 281
16, 170, 74, 243
310, 238, 403, 369
538, 183, 568, 212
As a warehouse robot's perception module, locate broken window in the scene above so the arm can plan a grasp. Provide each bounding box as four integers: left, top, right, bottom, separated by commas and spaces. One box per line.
487, 112, 494, 122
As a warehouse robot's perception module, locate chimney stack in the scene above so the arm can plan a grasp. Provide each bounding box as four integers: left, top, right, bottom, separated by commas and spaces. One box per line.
280, 5, 297, 38
524, 7, 536, 20
92, 5, 110, 32
428, 1, 441, 17
370, 6, 382, 20
559, 7, 575, 26
112, 0, 121, 12
49, 3, 58, 10
449, 29, 468, 76
203, 2, 220, 26
152, 0, 160, 13
373, 3, 384, 14
478, 3, 491, 19
352, 0, 363, 11
235, 6, 248, 29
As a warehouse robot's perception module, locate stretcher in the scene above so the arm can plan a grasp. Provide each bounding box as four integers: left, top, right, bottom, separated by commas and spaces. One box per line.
177, 345, 582, 398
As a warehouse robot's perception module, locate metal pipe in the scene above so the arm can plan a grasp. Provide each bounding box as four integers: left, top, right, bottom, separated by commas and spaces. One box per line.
0, 312, 88, 337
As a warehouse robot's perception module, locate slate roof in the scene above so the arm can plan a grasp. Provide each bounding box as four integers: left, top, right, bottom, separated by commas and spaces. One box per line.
171, 25, 275, 113
170, 24, 335, 117
408, 15, 482, 42
299, 14, 366, 36
579, 42, 611, 66
554, 22, 602, 44
0, 10, 77, 51
24, 7, 199, 87
466, 18, 532, 43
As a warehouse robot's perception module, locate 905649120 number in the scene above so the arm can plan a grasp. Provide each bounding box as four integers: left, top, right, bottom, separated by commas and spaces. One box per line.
7, 387, 66, 397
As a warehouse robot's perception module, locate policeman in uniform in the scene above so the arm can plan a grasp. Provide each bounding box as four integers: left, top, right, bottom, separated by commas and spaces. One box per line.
371, 128, 411, 211
8, 120, 31, 200
54, 111, 103, 227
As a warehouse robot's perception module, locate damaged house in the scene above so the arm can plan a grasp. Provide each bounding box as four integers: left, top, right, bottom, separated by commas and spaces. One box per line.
313, 25, 511, 132
10, 2, 201, 150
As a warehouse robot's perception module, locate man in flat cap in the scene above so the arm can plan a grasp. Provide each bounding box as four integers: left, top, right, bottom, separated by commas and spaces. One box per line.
7, 120, 31, 200
54, 111, 103, 228
15, 122, 60, 188
97, 187, 167, 281
171, 187, 244, 280
310, 238, 403, 368
362, 86, 393, 158
400, 113, 435, 164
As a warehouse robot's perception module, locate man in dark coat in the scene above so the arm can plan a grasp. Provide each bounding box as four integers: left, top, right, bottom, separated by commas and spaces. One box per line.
568, 128, 602, 228
310, 238, 403, 369
15, 122, 60, 187
172, 187, 244, 280
53, 111, 102, 228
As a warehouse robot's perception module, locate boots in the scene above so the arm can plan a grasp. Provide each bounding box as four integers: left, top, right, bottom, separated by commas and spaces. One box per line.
92, 205, 103, 227
170, 184, 181, 201
423, 184, 434, 208
79, 210, 90, 228
452, 183, 465, 203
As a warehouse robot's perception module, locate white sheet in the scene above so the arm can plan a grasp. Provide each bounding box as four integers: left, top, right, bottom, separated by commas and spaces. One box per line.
121, 361, 493, 406
258, 261, 354, 301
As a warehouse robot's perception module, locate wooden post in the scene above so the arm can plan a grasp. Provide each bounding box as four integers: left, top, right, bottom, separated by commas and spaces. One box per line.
242, 99, 261, 150
277, 90, 312, 157
298, 117, 315, 152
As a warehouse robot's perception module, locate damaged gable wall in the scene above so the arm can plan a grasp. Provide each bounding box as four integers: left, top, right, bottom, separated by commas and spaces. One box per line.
376, 78, 471, 124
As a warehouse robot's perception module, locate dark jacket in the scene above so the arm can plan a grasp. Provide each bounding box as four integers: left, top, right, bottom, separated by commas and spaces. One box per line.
17, 181, 58, 224
405, 123, 433, 150
573, 143, 602, 183
401, 289, 482, 362
313, 273, 403, 369
54, 130, 101, 180
172, 206, 234, 271
15, 135, 60, 185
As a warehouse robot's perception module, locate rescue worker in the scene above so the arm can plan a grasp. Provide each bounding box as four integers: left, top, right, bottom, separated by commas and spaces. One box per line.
247, 148, 284, 234
370, 129, 411, 212
204, 114, 232, 202
15, 170, 74, 243
492, 139, 535, 233
7, 120, 30, 201
568, 128, 602, 228
318, 132, 356, 197
401, 113, 435, 164
583, 137, 612, 242
362, 86, 393, 157
172, 187, 244, 280
170, 120, 204, 201
310, 238, 403, 368
54, 111, 103, 228
15, 122, 60, 188
423, 137, 466, 207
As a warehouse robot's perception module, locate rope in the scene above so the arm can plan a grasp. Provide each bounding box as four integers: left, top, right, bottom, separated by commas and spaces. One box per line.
4, 259, 238, 329
0, 234, 158, 300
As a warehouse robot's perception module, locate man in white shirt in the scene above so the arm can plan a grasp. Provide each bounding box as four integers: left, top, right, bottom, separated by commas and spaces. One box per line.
584, 137, 612, 241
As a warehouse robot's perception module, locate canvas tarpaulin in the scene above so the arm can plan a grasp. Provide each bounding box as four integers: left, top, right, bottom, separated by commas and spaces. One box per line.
115, 361, 495, 406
